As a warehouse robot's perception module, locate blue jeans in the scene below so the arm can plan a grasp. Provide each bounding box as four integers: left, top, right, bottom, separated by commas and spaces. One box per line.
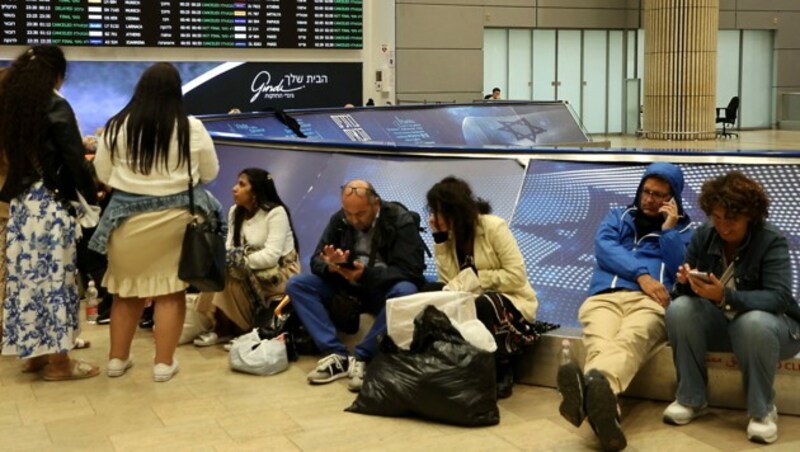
286, 273, 418, 361
665, 295, 800, 418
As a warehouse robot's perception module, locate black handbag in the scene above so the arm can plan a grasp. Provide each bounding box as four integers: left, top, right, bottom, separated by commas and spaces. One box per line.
177, 150, 225, 292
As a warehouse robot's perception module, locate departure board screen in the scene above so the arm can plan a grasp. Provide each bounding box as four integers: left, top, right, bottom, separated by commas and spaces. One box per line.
0, 0, 363, 48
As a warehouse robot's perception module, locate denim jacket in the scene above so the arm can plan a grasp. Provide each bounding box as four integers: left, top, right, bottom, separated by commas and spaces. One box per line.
674, 222, 800, 326
88, 185, 224, 255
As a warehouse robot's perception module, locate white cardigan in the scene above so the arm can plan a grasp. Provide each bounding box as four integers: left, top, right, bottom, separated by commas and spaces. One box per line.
93, 116, 219, 196
227, 205, 296, 270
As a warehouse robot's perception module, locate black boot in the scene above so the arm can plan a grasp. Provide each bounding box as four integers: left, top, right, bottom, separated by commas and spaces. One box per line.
585, 369, 626, 451
496, 357, 514, 399
557, 361, 586, 427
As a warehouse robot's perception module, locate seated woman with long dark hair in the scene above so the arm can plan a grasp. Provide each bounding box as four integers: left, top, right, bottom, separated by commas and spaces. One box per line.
426, 176, 545, 398
194, 168, 300, 346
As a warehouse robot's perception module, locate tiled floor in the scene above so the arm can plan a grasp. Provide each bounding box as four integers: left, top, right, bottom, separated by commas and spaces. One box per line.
3, 130, 800, 451
2, 321, 800, 451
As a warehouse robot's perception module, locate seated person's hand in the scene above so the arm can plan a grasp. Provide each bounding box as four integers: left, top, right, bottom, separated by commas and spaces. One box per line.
336, 260, 365, 283
226, 247, 247, 269
686, 269, 724, 305
428, 213, 449, 233
676, 263, 691, 285
636, 274, 671, 308
321, 244, 350, 273
83, 135, 98, 153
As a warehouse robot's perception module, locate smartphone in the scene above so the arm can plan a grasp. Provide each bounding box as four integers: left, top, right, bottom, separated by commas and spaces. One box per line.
688, 271, 712, 283
336, 260, 358, 270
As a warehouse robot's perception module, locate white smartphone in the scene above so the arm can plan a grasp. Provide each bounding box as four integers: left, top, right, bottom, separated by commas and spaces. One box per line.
688, 271, 712, 283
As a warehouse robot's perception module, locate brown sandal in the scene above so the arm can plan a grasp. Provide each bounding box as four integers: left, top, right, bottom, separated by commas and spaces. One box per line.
43, 360, 100, 381
21, 356, 49, 374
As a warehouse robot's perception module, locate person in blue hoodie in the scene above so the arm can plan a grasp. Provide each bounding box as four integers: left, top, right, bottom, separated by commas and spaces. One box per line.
556, 162, 693, 451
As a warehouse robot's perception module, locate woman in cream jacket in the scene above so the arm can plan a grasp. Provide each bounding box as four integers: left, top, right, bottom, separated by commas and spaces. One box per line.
427, 176, 540, 399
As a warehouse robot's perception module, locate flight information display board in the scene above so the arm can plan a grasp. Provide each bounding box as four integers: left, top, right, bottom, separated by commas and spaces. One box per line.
0, 0, 363, 48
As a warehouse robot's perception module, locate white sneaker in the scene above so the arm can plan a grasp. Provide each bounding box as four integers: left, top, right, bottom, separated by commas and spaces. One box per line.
347, 359, 366, 393
747, 405, 778, 444
663, 400, 708, 425
153, 359, 179, 382
107, 358, 133, 377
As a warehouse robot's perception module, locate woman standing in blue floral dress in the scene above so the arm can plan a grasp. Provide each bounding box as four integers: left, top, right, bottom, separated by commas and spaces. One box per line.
0, 45, 100, 380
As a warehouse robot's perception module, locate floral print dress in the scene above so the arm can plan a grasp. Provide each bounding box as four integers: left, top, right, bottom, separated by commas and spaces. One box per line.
2, 182, 80, 358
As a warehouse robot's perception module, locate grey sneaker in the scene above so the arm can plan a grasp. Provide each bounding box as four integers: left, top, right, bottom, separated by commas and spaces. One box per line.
747, 405, 778, 444
663, 400, 708, 426
307, 354, 351, 384
347, 359, 366, 392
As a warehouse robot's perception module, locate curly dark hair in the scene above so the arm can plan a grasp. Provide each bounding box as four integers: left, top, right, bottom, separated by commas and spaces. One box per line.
0, 45, 67, 199
698, 171, 769, 225
426, 176, 491, 254
232, 168, 299, 254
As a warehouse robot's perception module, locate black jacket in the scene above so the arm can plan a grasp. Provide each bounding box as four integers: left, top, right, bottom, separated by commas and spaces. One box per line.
310, 200, 426, 292
0, 94, 96, 204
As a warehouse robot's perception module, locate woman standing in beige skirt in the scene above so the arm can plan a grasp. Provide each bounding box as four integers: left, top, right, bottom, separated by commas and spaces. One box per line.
91, 63, 220, 382
194, 168, 300, 346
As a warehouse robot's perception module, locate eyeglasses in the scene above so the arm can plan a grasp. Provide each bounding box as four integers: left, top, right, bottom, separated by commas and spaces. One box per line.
341, 186, 374, 197
641, 189, 671, 202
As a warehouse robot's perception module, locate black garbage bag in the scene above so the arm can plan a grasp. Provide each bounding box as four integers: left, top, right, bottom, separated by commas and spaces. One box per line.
346, 305, 499, 426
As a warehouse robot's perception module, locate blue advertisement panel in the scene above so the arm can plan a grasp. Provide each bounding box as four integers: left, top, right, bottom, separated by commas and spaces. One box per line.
515, 161, 800, 328
203, 102, 589, 148
212, 144, 525, 279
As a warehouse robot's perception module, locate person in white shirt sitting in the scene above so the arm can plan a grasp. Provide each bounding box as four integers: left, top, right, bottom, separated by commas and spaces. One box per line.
194, 168, 300, 346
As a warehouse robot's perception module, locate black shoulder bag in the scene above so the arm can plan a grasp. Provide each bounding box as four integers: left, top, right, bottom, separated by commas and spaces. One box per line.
177, 149, 226, 292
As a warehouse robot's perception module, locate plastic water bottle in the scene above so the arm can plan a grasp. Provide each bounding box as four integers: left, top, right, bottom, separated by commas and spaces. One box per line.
560, 339, 572, 365
85, 280, 99, 324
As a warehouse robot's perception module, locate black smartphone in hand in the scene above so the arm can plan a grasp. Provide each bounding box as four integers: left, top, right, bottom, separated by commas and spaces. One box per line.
336, 260, 358, 270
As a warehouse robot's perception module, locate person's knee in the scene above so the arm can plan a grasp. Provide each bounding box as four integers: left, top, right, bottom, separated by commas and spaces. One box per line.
665, 295, 699, 325
731, 311, 779, 349
386, 281, 417, 298
285, 273, 319, 297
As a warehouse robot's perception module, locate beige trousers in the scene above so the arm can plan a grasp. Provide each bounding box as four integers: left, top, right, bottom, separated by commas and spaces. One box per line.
579, 290, 666, 394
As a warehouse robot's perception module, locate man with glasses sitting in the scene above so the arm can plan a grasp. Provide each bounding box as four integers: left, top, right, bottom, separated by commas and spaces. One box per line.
556, 162, 693, 451
286, 179, 426, 392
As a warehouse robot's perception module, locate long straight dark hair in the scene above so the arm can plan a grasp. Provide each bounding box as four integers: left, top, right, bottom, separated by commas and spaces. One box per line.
103, 63, 190, 175
426, 176, 491, 255
233, 168, 299, 254
0, 45, 67, 199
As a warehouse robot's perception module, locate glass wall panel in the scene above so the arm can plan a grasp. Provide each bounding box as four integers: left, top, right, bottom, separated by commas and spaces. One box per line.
741, 30, 774, 128
508, 30, 533, 100
557, 30, 582, 114
532, 29, 557, 101
483, 29, 508, 97
626, 30, 637, 80
582, 30, 607, 133
637, 29, 645, 102
608, 31, 624, 134
717, 30, 740, 109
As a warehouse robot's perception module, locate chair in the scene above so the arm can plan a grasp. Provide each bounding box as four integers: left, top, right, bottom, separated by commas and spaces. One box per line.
716, 96, 739, 138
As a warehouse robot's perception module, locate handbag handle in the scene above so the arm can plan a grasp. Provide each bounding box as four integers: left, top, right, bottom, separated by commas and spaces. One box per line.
185, 143, 196, 218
